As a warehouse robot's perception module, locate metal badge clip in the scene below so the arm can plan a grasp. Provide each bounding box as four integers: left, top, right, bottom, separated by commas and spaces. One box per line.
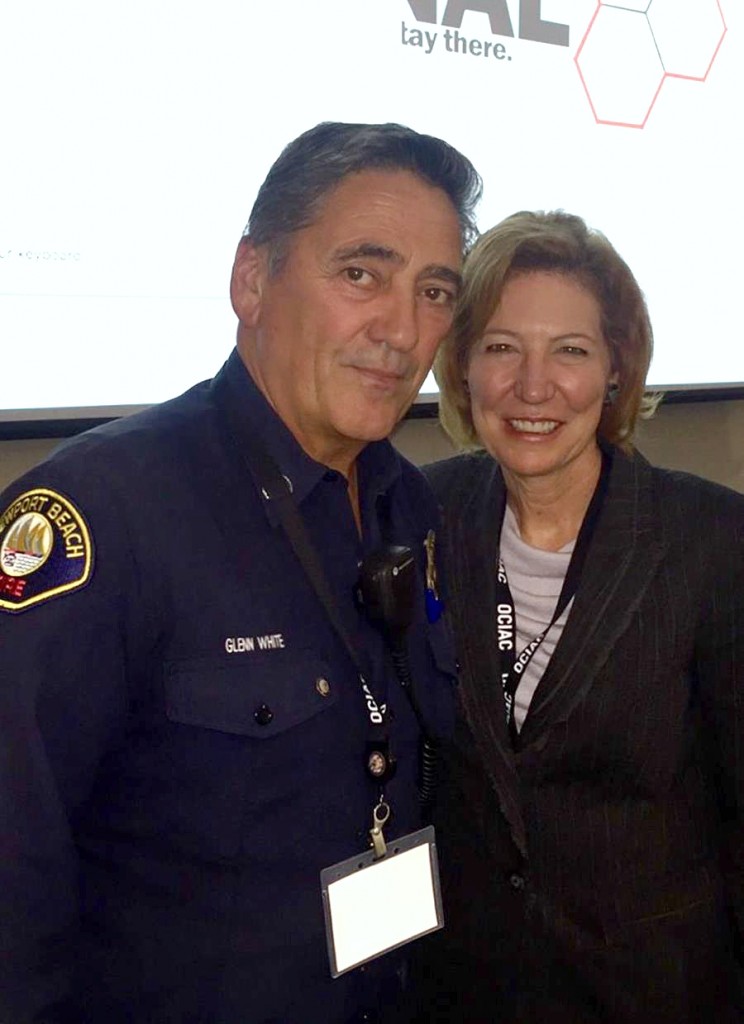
369, 800, 390, 859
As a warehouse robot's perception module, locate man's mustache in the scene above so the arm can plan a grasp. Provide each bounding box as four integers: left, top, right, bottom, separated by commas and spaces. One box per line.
340, 354, 416, 381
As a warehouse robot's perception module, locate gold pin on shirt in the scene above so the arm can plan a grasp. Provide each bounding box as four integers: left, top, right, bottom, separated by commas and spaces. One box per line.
424, 529, 442, 623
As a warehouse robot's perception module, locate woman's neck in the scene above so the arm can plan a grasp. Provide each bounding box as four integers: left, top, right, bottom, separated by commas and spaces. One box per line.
503, 446, 603, 552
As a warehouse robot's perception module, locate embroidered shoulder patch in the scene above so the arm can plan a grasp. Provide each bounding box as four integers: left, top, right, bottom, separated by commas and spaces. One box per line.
0, 488, 93, 612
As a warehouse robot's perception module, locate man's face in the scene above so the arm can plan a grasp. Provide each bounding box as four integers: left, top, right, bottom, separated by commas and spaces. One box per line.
231, 169, 463, 470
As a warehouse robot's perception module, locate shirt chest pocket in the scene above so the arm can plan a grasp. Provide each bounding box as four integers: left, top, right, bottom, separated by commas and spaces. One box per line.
164, 649, 339, 737
153, 651, 344, 860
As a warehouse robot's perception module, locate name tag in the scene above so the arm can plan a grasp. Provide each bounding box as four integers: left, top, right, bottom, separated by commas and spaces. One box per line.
320, 826, 443, 977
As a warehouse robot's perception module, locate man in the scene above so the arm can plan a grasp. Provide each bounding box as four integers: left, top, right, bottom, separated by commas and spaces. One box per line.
0, 123, 481, 1022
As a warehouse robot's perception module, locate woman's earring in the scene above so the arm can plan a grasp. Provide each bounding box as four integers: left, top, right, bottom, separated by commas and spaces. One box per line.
604, 382, 620, 406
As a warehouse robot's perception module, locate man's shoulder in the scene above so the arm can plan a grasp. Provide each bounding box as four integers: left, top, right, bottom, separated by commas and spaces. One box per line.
375, 447, 440, 533
70, 378, 211, 454
0, 379, 224, 614
7, 380, 213, 494
0, 379, 219, 562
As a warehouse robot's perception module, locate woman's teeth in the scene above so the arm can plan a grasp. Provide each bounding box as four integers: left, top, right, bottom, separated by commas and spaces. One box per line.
509, 419, 559, 434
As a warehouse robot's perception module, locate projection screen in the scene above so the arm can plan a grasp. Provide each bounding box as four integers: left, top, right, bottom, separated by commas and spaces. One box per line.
1, 0, 741, 429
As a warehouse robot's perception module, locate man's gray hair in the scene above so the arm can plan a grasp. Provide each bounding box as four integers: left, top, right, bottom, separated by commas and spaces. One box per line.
244, 122, 482, 272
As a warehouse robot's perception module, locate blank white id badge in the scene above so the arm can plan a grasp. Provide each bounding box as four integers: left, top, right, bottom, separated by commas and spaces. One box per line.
320, 825, 443, 978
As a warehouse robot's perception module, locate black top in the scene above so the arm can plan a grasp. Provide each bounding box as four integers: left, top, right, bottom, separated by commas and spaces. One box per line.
419, 446, 744, 1023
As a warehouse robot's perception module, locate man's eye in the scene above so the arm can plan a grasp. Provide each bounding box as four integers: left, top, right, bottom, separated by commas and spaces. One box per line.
343, 267, 371, 284
423, 286, 454, 306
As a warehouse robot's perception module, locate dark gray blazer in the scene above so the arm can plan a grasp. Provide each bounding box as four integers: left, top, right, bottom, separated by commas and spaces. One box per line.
420, 446, 744, 1023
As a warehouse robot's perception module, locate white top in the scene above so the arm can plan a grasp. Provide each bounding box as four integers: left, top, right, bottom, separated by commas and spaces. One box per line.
499, 504, 575, 731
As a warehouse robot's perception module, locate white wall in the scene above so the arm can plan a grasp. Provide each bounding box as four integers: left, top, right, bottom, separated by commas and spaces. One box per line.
2, 398, 743, 494
1, 439, 64, 492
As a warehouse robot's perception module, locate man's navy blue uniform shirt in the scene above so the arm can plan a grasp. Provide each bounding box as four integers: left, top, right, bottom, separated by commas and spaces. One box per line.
0, 351, 456, 1023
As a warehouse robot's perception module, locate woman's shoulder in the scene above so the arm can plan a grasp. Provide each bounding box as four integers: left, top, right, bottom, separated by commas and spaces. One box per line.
617, 448, 744, 542
664, 475, 744, 544
422, 449, 500, 503
637, 454, 744, 520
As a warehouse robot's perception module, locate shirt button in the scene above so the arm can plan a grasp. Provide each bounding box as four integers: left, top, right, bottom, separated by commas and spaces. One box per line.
508, 873, 526, 891
316, 677, 331, 697
253, 703, 274, 726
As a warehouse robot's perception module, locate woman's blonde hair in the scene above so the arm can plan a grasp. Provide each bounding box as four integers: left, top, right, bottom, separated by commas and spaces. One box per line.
436, 210, 660, 451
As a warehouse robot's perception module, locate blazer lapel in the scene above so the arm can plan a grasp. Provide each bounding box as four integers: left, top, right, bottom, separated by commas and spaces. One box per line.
444, 461, 528, 855
518, 449, 668, 748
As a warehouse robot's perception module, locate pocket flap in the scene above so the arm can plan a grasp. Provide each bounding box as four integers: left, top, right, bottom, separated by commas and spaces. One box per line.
164, 650, 338, 737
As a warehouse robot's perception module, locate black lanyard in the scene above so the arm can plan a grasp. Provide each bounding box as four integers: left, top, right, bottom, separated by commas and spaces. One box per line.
213, 372, 410, 786
496, 452, 611, 741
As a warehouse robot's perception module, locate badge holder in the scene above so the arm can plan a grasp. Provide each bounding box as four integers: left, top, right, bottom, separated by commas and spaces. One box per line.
320, 815, 443, 978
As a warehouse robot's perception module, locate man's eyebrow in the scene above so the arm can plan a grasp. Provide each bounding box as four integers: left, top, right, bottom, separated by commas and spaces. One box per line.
333, 243, 403, 264
331, 245, 461, 290
422, 264, 462, 290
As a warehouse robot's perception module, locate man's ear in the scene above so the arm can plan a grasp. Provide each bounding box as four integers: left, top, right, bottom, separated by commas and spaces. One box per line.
230, 238, 268, 328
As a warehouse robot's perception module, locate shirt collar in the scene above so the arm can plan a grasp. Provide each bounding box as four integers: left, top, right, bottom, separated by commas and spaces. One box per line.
214, 349, 402, 527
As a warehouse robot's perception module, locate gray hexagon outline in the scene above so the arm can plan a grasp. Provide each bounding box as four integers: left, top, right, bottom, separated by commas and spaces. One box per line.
648, 0, 727, 82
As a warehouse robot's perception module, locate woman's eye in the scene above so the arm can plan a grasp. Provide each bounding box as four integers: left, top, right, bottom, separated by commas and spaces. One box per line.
560, 345, 589, 356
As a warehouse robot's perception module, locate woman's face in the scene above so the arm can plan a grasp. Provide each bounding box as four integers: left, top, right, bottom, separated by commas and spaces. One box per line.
466, 271, 614, 484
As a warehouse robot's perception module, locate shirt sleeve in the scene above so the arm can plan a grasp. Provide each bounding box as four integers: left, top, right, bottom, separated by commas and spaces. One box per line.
0, 464, 142, 1022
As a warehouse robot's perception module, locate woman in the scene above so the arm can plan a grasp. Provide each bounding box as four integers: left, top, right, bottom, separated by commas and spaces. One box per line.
421, 211, 744, 1022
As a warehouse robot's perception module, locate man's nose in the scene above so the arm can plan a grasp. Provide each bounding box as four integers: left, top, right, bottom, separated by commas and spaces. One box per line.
367, 289, 418, 352
513, 352, 555, 403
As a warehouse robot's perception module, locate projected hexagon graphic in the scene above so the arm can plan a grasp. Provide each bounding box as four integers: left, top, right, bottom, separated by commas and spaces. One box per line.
649, 0, 725, 79
575, 0, 727, 128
